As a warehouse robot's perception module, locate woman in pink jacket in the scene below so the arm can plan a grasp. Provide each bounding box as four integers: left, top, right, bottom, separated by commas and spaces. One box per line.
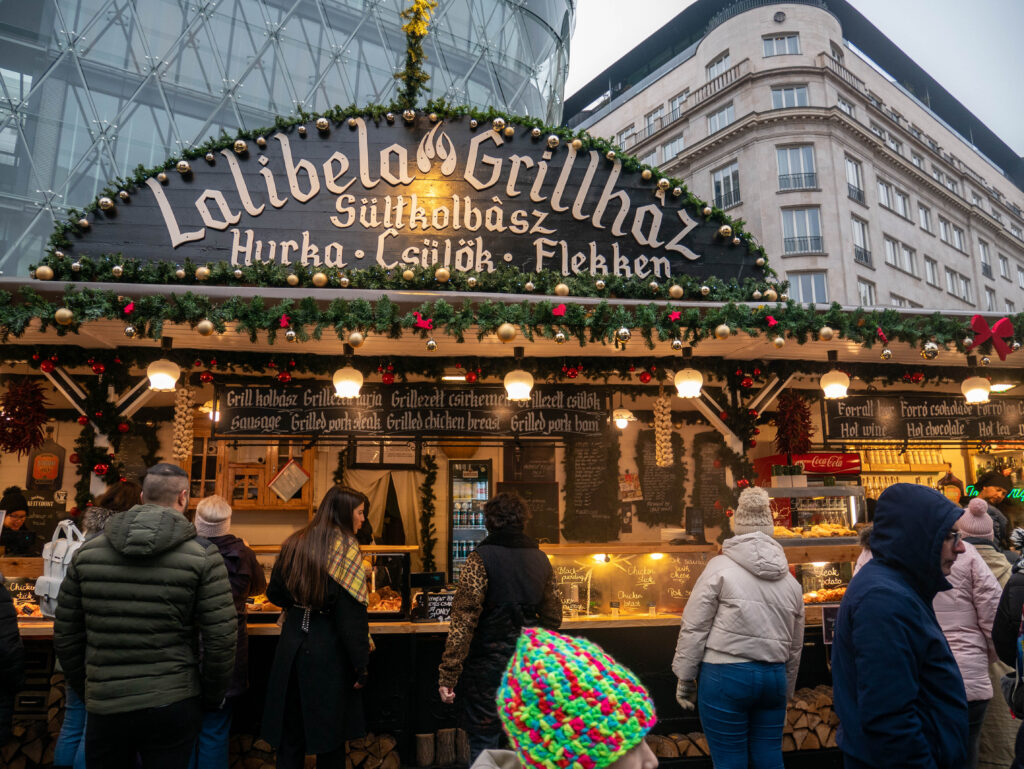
933, 505, 1004, 769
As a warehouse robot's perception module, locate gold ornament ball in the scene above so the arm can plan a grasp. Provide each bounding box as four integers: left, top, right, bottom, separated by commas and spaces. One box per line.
312, 272, 328, 288
756, 257, 766, 267
111, 265, 123, 278
35, 265, 54, 281
571, 138, 583, 150
616, 327, 631, 344
435, 267, 451, 283
426, 338, 438, 352
773, 336, 786, 349
1013, 341, 1022, 353
752, 290, 762, 300
606, 150, 616, 161
671, 339, 683, 351
672, 187, 682, 197
428, 113, 438, 123
348, 331, 365, 348
700, 285, 710, 296
524, 281, 535, 292
702, 206, 712, 216
55, 308, 74, 326
641, 169, 652, 181
492, 117, 505, 131
732, 237, 741, 246
657, 178, 670, 191
316, 117, 330, 131
233, 140, 248, 154
921, 342, 939, 360
496, 322, 517, 343
531, 127, 542, 139
554, 283, 570, 297
256, 136, 267, 147
195, 266, 211, 281
467, 276, 478, 288
981, 356, 991, 366
286, 273, 300, 286
649, 281, 659, 293
205, 152, 215, 163
818, 326, 835, 342
555, 331, 567, 344
402, 269, 415, 281
98, 196, 114, 211
297, 125, 307, 135
156, 172, 167, 183
348, 117, 358, 128
196, 319, 215, 336
233, 269, 243, 279
718, 224, 732, 238
764, 288, 778, 302
595, 279, 606, 290
547, 135, 560, 149
118, 190, 130, 201
386, 113, 395, 123
880, 348, 893, 360
504, 126, 515, 138
124, 325, 137, 338
175, 268, 186, 279
176, 160, 191, 174
54, 250, 64, 259
669, 284, 684, 299
469, 119, 478, 129
78, 217, 90, 229
714, 323, 731, 340
339, 276, 350, 288
780, 293, 789, 302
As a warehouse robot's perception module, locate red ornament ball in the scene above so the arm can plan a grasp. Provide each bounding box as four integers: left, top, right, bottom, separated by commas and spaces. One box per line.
91, 363, 106, 375
194, 359, 204, 367
77, 415, 89, 425
455, 362, 463, 369
754, 428, 761, 435
268, 361, 277, 369
628, 365, 636, 372
69, 507, 81, 516
386, 364, 394, 372
40, 360, 56, 373
276, 371, 292, 383
737, 478, 750, 489
566, 368, 579, 379
93, 463, 110, 476
753, 368, 762, 376
748, 439, 757, 448
117, 422, 130, 433
69, 453, 80, 464
748, 409, 759, 417
199, 371, 214, 383
209, 359, 217, 367
638, 371, 652, 384
740, 376, 753, 388
50, 354, 59, 362
87, 358, 95, 365
382, 372, 395, 385
32, 353, 40, 361
734, 369, 743, 377
465, 371, 478, 383
719, 410, 729, 420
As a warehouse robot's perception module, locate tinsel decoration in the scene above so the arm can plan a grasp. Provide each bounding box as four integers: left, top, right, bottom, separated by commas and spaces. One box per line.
654, 393, 673, 468
394, 0, 439, 109
0, 380, 49, 456
773, 391, 814, 457
171, 386, 195, 462
418, 454, 439, 572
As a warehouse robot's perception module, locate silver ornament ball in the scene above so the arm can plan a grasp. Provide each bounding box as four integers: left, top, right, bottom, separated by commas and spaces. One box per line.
880, 348, 892, 360
616, 327, 631, 344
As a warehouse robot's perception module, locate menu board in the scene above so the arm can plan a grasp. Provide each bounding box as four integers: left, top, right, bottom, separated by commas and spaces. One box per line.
425, 592, 455, 622
502, 443, 555, 483
635, 430, 684, 525
549, 550, 711, 616
497, 482, 559, 544
215, 383, 606, 438
692, 432, 727, 529
568, 438, 611, 518
825, 395, 1024, 442
24, 489, 68, 543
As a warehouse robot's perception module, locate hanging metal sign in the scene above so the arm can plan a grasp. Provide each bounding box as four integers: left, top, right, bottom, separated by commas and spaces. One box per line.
64, 115, 757, 281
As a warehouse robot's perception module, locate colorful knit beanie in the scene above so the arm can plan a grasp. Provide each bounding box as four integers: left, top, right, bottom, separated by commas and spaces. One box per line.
497, 628, 656, 769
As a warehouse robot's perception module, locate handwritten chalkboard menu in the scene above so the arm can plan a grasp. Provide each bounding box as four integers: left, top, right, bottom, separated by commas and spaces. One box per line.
214, 384, 606, 438
3, 577, 39, 617
502, 443, 555, 483
548, 550, 711, 616
24, 489, 68, 543
425, 592, 455, 622
635, 430, 684, 526
569, 439, 610, 516
825, 395, 1024, 442
691, 432, 727, 532
497, 482, 559, 544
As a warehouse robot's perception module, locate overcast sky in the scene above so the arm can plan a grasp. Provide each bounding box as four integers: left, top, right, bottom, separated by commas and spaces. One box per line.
565, 0, 1024, 156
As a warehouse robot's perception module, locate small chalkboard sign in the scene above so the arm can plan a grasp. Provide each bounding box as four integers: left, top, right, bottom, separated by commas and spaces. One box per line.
426, 592, 456, 622
822, 605, 840, 645
3, 577, 37, 606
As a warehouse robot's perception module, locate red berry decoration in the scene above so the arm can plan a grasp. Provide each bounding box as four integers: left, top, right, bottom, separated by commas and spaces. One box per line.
69, 507, 80, 516
93, 463, 110, 476
119, 476, 128, 483
753, 368, 762, 376
199, 371, 214, 383
50, 354, 58, 362
754, 428, 761, 435
92, 363, 106, 375
32, 353, 40, 361
734, 368, 743, 377
69, 453, 80, 464
638, 371, 652, 384
737, 479, 750, 489
740, 376, 753, 388
382, 372, 395, 385
276, 371, 292, 383
77, 415, 89, 425
628, 365, 636, 372
40, 360, 55, 373
726, 508, 734, 517
566, 368, 578, 379
94, 411, 103, 418
268, 361, 277, 369
386, 364, 394, 372
465, 371, 478, 383
209, 359, 217, 367
561, 364, 568, 373
117, 422, 130, 433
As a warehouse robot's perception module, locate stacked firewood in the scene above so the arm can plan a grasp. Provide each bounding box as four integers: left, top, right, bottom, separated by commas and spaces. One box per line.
415, 728, 471, 766
347, 732, 401, 769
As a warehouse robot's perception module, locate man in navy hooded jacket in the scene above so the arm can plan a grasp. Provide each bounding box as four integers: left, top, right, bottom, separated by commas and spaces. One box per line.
832, 483, 968, 769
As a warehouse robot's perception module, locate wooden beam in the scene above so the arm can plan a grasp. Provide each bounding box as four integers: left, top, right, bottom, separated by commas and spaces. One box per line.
115, 377, 154, 417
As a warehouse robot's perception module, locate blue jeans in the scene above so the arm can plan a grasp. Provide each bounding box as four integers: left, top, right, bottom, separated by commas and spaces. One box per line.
698, 661, 787, 769
467, 732, 500, 766
54, 684, 88, 769
189, 701, 233, 769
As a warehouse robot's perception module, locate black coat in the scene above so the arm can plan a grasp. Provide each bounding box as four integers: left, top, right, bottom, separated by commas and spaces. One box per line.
994, 569, 1024, 668
261, 562, 370, 754
0, 581, 25, 743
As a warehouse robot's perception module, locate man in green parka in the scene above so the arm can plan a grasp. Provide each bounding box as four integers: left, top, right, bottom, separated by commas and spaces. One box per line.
54, 463, 237, 769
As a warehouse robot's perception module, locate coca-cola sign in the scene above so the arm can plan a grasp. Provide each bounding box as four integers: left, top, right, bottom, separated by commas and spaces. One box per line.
754, 453, 861, 483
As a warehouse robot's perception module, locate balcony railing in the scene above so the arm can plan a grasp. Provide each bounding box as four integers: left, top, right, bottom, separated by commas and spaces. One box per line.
847, 184, 865, 203
692, 59, 750, 110
714, 189, 742, 209
981, 263, 994, 279
819, 52, 865, 94
854, 245, 872, 266
779, 172, 818, 190
784, 236, 824, 254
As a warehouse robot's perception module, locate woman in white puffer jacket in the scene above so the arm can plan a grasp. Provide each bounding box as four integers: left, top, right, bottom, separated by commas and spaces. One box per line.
672, 487, 804, 769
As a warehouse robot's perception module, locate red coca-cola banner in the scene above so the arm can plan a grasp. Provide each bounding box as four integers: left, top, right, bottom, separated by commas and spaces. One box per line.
754, 453, 861, 486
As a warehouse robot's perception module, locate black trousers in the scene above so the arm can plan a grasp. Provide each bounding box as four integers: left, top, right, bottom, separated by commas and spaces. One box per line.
86, 696, 202, 769
274, 674, 347, 769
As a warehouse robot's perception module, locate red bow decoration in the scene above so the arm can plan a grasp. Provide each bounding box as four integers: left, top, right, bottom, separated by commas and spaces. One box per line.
279, 314, 290, 328
668, 310, 681, 322
966, 315, 1016, 361
413, 311, 433, 330
123, 301, 135, 315
876, 327, 888, 345
766, 315, 778, 327
552, 303, 566, 317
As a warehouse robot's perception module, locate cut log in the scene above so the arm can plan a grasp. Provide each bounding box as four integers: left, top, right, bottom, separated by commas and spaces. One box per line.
793, 699, 809, 712
22, 738, 44, 765
825, 728, 838, 748
827, 710, 840, 726
806, 713, 822, 729
802, 733, 821, 750
381, 752, 401, 769
793, 727, 809, 748
782, 734, 797, 752
792, 713, 809, 730
782, 720, 793, 735
814, 723, 831, 745
416, 734, 436, 767
346, 757, 354, 769
350, 749, 369, 766
787, 708, 803, 725
687, 732, 707, 755
364, 754, 383, 769
457, 728, 470, 765
820, 707, 832, 723
648, 735, 679, 758
437, 727, 457, 767
694, 735, 710, 756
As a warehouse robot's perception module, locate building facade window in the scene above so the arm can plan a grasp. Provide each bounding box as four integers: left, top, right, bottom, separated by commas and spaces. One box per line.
911, 151, 924, 168
617, 124, 635, 149
877, 180, 892, 209
890, 294, 921, 308
639, 151, 657, 167
979, 240, 992, 278
998, 254, 1010, 279
669, 90, 689, 119
939, 217, 952, 243
707, 51, 731, 80
1018, 266, 1024, 290
707, 102, 735, 134
643, 106, 663, 137
846, 157, 864, 203
1012, 224, 1023, 240
763, 34, 800, 56
893, 189, 910, 219
1007, 300, 1017, 314
782, 208, 823, 254
886, 135, 902, 155
952, 225, 966, 251
985, 287, 996, 311
712, 161, 741, 209
771, 85, 809, 109
788, 271, 828, 304
924, 256, 939, 286
918, 204, 932, 232
851, 216, 871, 266
858, 279, 877, 306
945, 268, 973, 304
777, 145, 816, 190
837, 96, 855, 116
661, 134, 685, 162
884, 236, 917, 276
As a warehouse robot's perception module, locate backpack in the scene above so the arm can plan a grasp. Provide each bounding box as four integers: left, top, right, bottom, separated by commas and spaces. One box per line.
34, 520, 85, 618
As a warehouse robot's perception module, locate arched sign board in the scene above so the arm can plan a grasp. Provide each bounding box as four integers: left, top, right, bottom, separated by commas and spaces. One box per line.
63, 116, 757, 280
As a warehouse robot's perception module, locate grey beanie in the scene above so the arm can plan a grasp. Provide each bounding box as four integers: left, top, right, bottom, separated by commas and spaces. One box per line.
732, 487, 775, 536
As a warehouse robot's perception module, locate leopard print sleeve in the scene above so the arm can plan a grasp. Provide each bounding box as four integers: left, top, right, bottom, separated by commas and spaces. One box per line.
438, 550, 487, 689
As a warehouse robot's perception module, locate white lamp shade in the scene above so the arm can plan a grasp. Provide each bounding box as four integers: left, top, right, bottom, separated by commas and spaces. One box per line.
504, 369, 534, 401
332, 365, 363, 398
674, 368, 703, 398
820, 369, 850, 399
962, 376, 991, 404
147, 359, 180, 391
612, 407, 634, 429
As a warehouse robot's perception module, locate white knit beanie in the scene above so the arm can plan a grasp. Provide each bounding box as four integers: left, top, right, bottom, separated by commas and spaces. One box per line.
194, 495, 232, 538
732, 487, 774, 536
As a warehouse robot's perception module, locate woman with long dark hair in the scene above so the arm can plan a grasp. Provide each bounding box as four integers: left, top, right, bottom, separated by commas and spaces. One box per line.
262, 486, 371, 768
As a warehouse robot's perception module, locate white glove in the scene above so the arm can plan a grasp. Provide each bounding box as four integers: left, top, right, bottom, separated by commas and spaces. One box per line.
676, 679, 697, 711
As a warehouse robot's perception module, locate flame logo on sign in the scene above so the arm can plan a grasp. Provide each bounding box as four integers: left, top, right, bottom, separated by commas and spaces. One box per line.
416, 121, 457, 176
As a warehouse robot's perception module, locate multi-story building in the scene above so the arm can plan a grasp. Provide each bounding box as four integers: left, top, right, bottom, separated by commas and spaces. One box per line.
0, 0, 575, 276
565, 0, 1024, 313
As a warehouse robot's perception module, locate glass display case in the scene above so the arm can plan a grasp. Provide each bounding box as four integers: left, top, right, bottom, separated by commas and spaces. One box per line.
448, 460, 491, 582
767, 487, 865, 536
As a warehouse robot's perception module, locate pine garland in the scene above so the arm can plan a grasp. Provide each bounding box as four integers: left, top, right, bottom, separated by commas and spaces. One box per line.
418, 454, 438, 571
395, 0, 439, 109
333, 448, 348, 485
